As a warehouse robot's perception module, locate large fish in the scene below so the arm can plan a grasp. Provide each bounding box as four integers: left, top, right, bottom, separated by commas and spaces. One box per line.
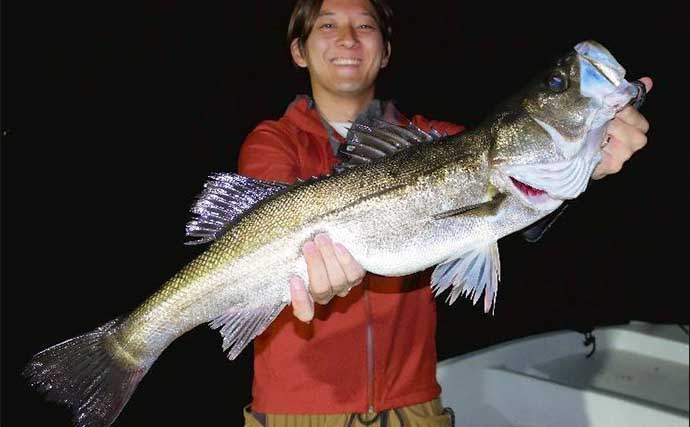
24, 40, 646, 427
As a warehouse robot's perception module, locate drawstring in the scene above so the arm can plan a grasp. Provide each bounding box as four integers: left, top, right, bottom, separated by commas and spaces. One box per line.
392, 408, 405, 427
346, 407, 406, 427
443, 406, 455, 427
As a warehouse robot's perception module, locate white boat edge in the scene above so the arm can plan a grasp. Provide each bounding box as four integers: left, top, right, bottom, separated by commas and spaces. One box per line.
437, 321, 689, 427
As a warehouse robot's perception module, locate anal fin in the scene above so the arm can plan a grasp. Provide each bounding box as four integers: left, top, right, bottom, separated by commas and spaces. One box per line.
209, 302, 287, 360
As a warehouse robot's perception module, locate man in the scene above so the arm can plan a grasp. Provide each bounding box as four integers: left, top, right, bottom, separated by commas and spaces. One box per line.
238, 1, 652, 425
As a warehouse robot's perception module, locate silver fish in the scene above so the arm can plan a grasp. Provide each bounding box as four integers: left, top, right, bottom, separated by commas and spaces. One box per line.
24, 40, 644, 427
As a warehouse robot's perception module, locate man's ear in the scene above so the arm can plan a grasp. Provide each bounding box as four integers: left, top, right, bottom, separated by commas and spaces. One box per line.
290, 39, 308, 68
381, 42, 391, 69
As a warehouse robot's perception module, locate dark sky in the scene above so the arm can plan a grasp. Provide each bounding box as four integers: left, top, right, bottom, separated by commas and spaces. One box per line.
2, 1, 688, 426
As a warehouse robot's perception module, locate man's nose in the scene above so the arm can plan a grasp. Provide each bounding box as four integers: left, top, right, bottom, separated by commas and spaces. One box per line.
337, 25, 358, 48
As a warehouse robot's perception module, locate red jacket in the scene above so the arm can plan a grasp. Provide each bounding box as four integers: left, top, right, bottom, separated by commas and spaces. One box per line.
238, 96, 464, 414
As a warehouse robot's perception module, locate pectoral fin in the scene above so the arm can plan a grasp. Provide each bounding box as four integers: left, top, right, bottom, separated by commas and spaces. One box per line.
433, 192, 507, 220
431, 242, 501, 314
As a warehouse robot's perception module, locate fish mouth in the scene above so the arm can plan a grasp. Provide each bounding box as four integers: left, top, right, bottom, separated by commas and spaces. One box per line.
575, 41, 625, 88
575, 41, 637, 111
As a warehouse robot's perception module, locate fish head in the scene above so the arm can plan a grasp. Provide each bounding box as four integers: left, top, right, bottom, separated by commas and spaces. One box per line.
489, 40, 641, 212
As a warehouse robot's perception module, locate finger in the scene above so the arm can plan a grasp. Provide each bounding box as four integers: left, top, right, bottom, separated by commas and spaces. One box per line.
314, 233, 349, 296
605, 136, 635, 163
289, 276, 314, 322
615, 106, 650, 133
607, 118, 648, 152
334, 243, 366, 285
303, 240, 333, 305
592, 151, 620, 180
335, 277, 363, 297
638, 76, 653, 93
595, 136, 634, 178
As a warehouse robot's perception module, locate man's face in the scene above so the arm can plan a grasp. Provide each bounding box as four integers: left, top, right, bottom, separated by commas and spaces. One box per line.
291, 0, 390, 98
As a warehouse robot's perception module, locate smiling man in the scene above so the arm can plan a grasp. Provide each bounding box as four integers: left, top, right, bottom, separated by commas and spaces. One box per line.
237, 1, 652, 426
289, 0, 390, 124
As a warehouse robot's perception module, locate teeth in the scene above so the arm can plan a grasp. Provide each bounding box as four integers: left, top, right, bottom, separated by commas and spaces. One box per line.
332, 58, 361, 65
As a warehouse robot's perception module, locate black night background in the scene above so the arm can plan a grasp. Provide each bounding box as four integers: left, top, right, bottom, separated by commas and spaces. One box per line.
2, 1, 688, 426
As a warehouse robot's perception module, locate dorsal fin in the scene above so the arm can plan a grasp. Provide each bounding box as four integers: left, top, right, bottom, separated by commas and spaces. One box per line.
185, 173, 287, 245
335, 119, 446, 171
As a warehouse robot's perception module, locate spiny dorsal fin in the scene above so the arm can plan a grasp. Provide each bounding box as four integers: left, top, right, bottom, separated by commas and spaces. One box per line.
335, 119, 446, 171
185, 173, 287, 245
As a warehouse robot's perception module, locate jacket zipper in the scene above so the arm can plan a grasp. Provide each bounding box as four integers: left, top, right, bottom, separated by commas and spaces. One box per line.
364, 283, 375, 414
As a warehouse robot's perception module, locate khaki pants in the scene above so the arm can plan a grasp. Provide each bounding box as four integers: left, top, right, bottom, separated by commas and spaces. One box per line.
243, 399, 454, 427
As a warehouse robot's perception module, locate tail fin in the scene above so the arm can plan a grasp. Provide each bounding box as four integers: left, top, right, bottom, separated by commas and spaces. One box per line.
23, 318, 149, 427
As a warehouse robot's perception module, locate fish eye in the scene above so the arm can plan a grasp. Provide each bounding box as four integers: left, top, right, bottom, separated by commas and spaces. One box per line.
546, 72, 568, 93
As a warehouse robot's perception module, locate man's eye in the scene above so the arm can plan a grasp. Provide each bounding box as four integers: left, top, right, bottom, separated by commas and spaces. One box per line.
358, 24, 376, 30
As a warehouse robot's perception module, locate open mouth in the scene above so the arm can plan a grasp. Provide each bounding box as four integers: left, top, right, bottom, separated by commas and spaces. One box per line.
331, 57, 362, 66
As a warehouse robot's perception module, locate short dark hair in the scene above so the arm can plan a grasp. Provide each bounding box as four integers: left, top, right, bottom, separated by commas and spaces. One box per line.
287, 0, 393, 56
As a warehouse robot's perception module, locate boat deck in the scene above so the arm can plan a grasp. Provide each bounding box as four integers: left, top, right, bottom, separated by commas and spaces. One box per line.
437, 322, 689, 427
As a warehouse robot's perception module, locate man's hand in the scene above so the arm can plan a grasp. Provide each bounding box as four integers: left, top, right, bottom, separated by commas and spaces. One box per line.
289, 233, 365, 322
592, 77, 653, 180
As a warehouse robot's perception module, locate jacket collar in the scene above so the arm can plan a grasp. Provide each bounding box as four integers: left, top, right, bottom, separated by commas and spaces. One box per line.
283, 94, 408, 141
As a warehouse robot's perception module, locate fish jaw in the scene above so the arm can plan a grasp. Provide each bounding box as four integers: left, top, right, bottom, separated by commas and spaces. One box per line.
576, 40, 626, 92
576, 40, 639, 124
